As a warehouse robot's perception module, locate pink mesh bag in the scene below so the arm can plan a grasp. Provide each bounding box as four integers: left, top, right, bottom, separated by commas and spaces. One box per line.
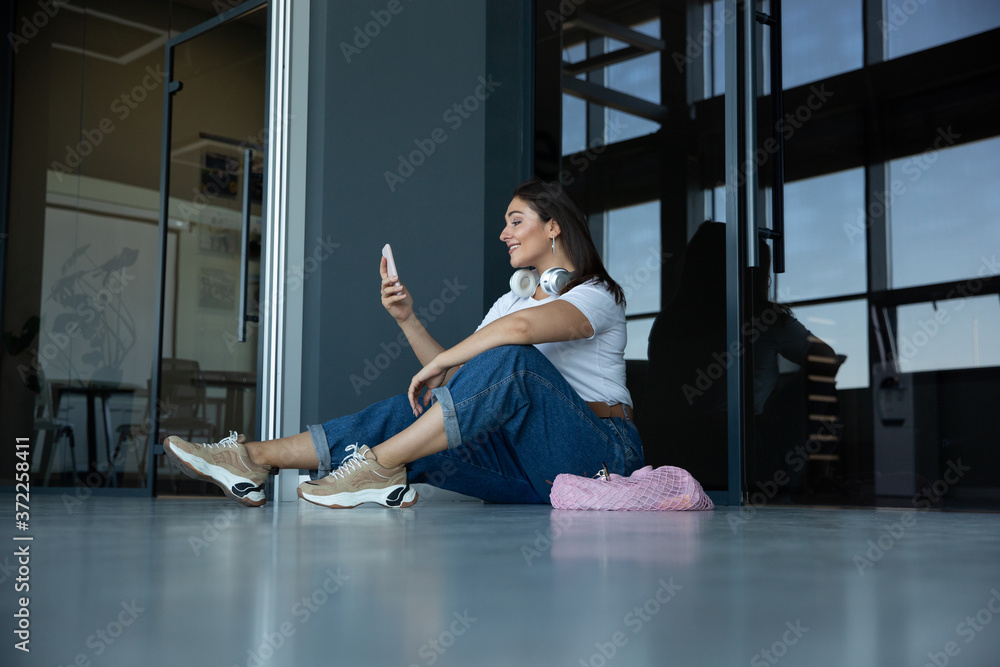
550, 465, 714, 511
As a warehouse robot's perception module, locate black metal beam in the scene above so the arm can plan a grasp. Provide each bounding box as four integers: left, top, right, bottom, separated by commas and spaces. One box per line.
562, 45, 648, 76
561, 1, 661, 49
561, 74, 668, 123
563, 9, 665, 52
784, 277, 1000, 311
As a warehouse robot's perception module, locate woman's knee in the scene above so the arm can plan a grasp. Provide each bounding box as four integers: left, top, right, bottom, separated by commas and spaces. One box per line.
470, 344, 545, 370
449, 345, 549, 389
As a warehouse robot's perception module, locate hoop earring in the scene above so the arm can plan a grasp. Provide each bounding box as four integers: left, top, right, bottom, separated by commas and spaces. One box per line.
551, 237, 555, 254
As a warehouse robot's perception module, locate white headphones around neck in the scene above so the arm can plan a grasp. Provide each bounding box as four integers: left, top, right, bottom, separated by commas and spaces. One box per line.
510, 267, 574, 298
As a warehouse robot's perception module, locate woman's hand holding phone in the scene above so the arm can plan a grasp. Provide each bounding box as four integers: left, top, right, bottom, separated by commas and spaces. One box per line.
380, 253, 413, 324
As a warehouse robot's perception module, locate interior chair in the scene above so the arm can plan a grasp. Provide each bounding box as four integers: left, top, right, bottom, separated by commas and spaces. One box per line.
33, 368, 77, 486
112, 358, 218, 487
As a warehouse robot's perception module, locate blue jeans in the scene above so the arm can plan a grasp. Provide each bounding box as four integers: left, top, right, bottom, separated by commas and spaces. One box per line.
308, 345, 644, 503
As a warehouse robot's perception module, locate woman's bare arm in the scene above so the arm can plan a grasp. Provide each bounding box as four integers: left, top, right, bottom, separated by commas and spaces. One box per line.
406, 300, 593, 413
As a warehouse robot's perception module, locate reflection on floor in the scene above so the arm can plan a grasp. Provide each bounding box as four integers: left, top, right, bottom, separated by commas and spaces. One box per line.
5, 496, 1000, 667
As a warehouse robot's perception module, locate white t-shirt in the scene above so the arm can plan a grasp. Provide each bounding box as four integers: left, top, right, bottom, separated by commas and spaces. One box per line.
475, 279, 632, 407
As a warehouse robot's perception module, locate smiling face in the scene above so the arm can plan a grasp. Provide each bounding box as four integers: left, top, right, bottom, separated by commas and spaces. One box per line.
500, 196, 556, 270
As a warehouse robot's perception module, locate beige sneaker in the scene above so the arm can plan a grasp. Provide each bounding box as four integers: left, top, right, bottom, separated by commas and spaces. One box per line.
297, 444, 417, 509
164, 431, 271, 507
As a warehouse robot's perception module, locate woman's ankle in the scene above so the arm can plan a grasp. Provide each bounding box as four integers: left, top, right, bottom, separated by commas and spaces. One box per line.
244, 441, 274, 469
369, 445, 401, 470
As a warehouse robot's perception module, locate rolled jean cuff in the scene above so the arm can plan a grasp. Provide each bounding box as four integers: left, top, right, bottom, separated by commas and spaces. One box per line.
307, 423, 332, 475
431, 386, 462, 450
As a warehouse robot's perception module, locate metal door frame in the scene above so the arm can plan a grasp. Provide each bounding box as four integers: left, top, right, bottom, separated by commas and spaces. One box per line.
148, 0, 270, 494
724, 0, 786, 506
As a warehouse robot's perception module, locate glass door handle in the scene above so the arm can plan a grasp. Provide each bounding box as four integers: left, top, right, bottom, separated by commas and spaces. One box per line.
238, 148, 257, 343
768, 0, 785, 273
756, 1, 785, 273
743, 0, 759, 268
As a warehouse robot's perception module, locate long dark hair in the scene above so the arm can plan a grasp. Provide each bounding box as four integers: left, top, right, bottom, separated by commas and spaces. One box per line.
511, 178, 626, 305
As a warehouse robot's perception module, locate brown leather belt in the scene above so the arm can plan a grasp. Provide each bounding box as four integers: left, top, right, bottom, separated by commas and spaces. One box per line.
587, 401, 633, 421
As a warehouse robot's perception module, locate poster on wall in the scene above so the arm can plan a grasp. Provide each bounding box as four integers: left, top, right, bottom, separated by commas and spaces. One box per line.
201, 152, 239, 199
198, 225, 239, 255
198, 267, 236, 310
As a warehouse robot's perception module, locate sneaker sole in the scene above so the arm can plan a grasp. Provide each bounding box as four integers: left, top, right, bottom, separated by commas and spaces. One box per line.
296, 484, 417, 509
163, 437, 266, 508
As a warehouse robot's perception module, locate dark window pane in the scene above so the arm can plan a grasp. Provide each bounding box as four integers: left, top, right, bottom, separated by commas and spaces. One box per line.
779, 169, 867, 301
782, 0, 863, 89
606, 51, 660, 104
897, 296, 1000, 373
562, 93, 587, 156
887, 0, 1000, 59
605, 109, 660, 144
606, 201, 662, 317
889, 136, 1000, 289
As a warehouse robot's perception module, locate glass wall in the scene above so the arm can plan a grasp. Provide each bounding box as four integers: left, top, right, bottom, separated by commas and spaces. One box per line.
1, 0, 266, 495
538, 0, 1000, 508
745, 1, 1000, 509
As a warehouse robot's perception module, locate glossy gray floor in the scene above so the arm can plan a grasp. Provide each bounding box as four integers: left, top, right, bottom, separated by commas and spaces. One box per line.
4, 496, 1000, 667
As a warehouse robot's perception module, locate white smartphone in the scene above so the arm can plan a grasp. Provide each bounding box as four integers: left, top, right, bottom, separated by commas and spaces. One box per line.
382, 243, 398, 280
